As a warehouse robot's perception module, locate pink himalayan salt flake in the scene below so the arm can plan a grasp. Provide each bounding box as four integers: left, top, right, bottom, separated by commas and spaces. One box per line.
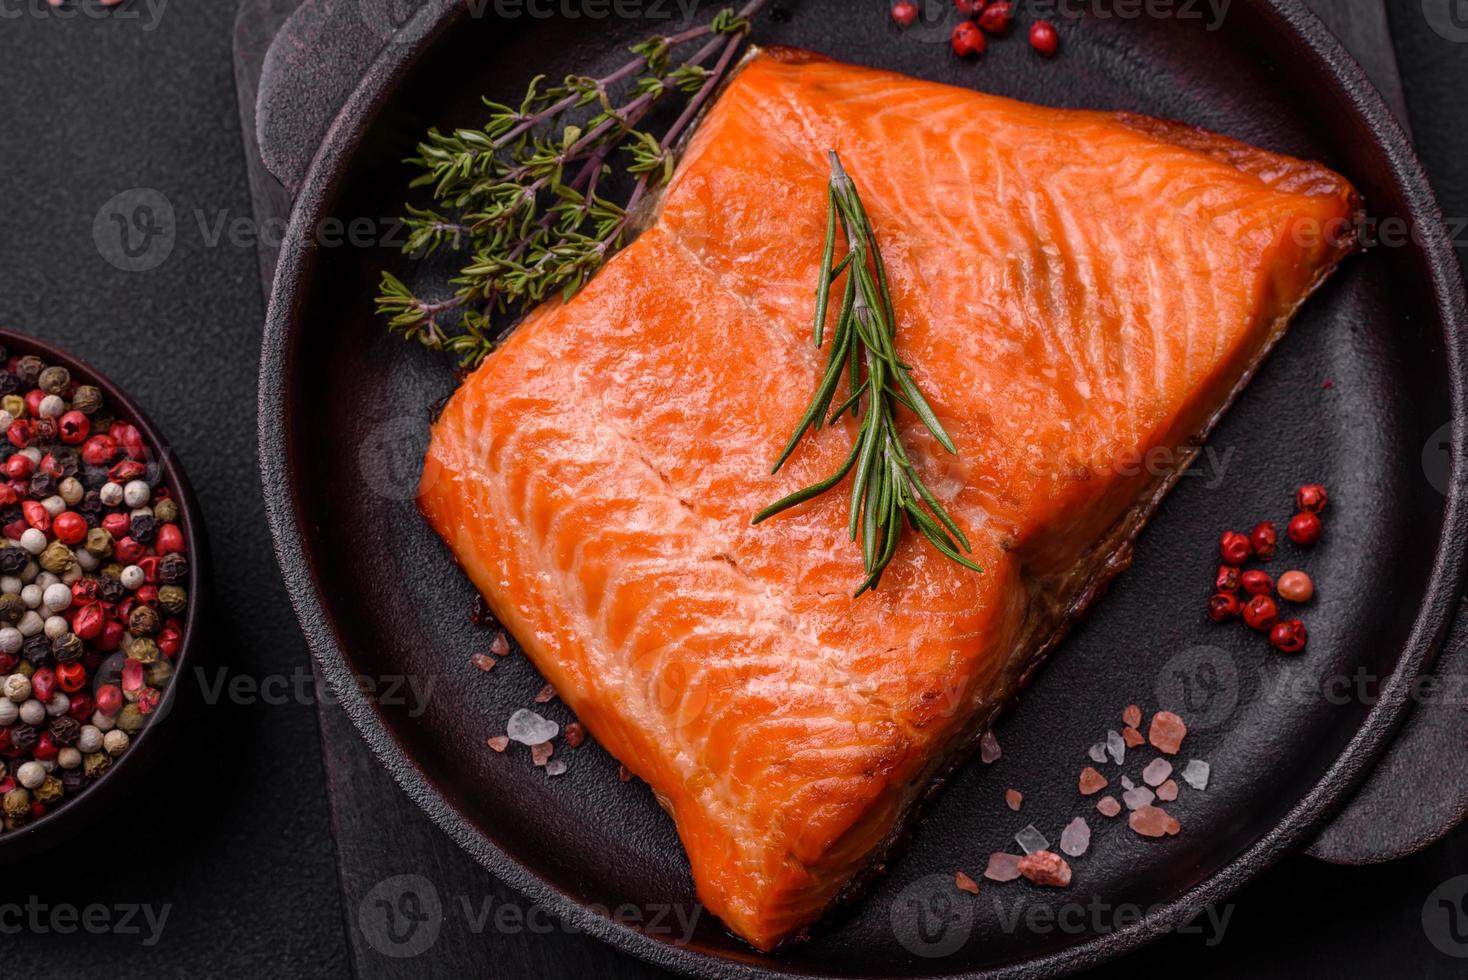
530, 741, 554, 767
1017, 850, 1072, 887
1148, 711, 1187, 755
1142, 758, 1173, 787
984, 852, 1023, 883
1156, 779, 1179, 802
980, 730, 1002, 764
471, 653, 496, 672
1129, 805, 1181, 838
534, 683, 557, 703
545, 759, 568, 777
618, 765, 633, 782
490, 632, 511, 656
1122, 726, 1144, 748
486, 735, 510, 753
1060, 817, 1091, 857
1078, 766, 1108, 795
564, 721, 586, 748
1087, 742, 1108, 764
954, 871, 980, 895
1005, 789, 1023, 811
1096, 795, 1121, 818
1123, 704, 1142, 728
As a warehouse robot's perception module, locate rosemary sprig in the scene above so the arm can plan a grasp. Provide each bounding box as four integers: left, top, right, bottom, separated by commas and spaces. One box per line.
753, 152, 983, 596
376, 1, 769, 367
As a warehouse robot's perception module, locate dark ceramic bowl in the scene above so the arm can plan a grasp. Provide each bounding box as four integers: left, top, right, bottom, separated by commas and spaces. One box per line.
0, 327, 208, 864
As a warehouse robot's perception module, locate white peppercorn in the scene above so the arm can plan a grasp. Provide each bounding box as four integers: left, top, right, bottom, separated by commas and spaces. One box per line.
45, 693, 68, 718
99, 482, 123, 507
0, 628, 19, 655
76, 725, 101, 753
42, 616, 68, 641
58, 477, 82, 506
18, 529, 46, 556
57, 747, 81, 770
0, 700, 15, 726
15, 611, 41, 638
73, 549, 97, 574
17, 699, 43, 726
0, 576, 19, 595
90, 710, 115, 733
15, 761, 44, 790
18, 559, 37, 584
39, 495, 65, 518
19, 584, 40, 610
102, 729, 129, 757
37, 395, 65, 419
0, 410, 12, 431
3, 674, 29, 703
119, 565, 145, 590
122, 480, 151, 508
34, 572, 57, 590
41, 583, 70, 614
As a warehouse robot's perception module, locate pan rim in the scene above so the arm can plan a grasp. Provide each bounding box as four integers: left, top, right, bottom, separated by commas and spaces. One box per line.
256, 2, 1468, 976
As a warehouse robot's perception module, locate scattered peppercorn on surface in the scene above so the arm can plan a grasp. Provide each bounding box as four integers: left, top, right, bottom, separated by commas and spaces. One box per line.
0, 348, 189, 827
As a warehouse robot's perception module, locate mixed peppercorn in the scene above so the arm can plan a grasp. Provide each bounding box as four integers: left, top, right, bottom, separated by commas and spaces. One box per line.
1207, 484, 1326, 653
891, 0, 1059, 59
0, 349, 189, 830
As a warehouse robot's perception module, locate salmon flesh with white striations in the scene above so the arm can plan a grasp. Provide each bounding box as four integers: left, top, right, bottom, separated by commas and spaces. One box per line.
418, 48, 1359, 951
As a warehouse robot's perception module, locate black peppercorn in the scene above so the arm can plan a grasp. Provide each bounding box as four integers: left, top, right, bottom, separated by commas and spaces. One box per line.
0, 374, 18, 398
21, 634, 52, 668
32, 418, 56, 443
78, 490, 104, 522
15, 356, 42, 386
82, 465, 110, 490
157, 554, 188, 584
50, 450, 78, 479
52, 632, 83, 664
129, 513, 157, 544
127, 605, 160, 638
28, 473, 56, 499
47, 715, 80, 746
0, 548, 28, 575
97, 574, 125, 603
37, 366, 70, 395
8, 724, 37, 754
60, 769, 86, 794
0, 594, 22, 623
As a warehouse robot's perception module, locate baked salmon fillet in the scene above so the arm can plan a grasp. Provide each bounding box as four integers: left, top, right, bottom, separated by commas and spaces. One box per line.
419, 49, 1358, 951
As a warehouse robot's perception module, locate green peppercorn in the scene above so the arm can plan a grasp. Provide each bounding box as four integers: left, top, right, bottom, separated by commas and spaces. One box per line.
1, 395, 23, 419
143, 660, 173, 688
153, 499, 179, 525
70, 385, 103, 415
84, 527, 114, 558
83, 751, 112, 780
2, 787, 28, 820
14, 661, 33, 679
36, 366, 70, 395
34, 775, 63, 804
14, 356, 42, 387
0, 594, 23, 624
128, 605, 160, 638
158, 585, 187, 615
126, 637, 159, 664
116, 703, 146, 735
38, 540, 76, 575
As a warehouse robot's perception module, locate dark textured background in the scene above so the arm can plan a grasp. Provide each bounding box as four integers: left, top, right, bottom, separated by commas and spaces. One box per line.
0, 1, 1466, 977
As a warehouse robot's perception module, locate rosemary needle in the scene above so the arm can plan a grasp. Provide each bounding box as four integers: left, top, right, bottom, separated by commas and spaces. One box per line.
754, 151, 982, 595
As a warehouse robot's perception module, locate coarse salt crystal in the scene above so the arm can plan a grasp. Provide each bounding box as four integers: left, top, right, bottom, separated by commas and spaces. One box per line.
954, 871, 980, 894
1129, 804, 1181, 838
1106, 730, 1125, 765
1017, 850, 1072, 887
1078, 767, 1107, 795
1005, 789, 1023, 811
1182, 759, 1211, 791
490, 632, 511, 656
1120, 775, 1135, 791
1148, 711, 1187, 755
1122, 786, 1156, 811
506, 708, 559, 745
545, 759, 568, 777
1015, 824, 1050, 854
1060, 817, 1091, 857
1156, 779, 1178, 802
1096, 795, 1121, 818
471, 653, 496, 672
1122, 704, 1142, 728
534, 683, 557, 703
486, 735, 509, 752
980, 730, 1002, 764
1142, 758, 1173, 787
984, 852, 1022, 882
530, 741, 554, 766
1087, 742, 1108, 764
1122, 726, 1144, 748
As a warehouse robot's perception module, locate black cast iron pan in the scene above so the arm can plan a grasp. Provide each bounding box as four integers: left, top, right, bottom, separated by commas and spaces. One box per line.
257, 0, 1468, 975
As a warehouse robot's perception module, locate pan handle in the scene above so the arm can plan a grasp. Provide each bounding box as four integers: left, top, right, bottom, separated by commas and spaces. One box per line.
1307, 596, 1468, 863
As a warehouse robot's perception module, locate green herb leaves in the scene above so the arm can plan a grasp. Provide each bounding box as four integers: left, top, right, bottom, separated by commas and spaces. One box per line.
754, 152, 982, 595
375, 1, 767, 367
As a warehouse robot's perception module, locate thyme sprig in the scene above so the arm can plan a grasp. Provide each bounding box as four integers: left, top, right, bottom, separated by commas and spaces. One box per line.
754, 152, 983, 595
376, 1, 768, 366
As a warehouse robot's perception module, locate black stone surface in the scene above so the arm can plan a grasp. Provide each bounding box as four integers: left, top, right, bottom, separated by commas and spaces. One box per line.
1, 1, 1467, 977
